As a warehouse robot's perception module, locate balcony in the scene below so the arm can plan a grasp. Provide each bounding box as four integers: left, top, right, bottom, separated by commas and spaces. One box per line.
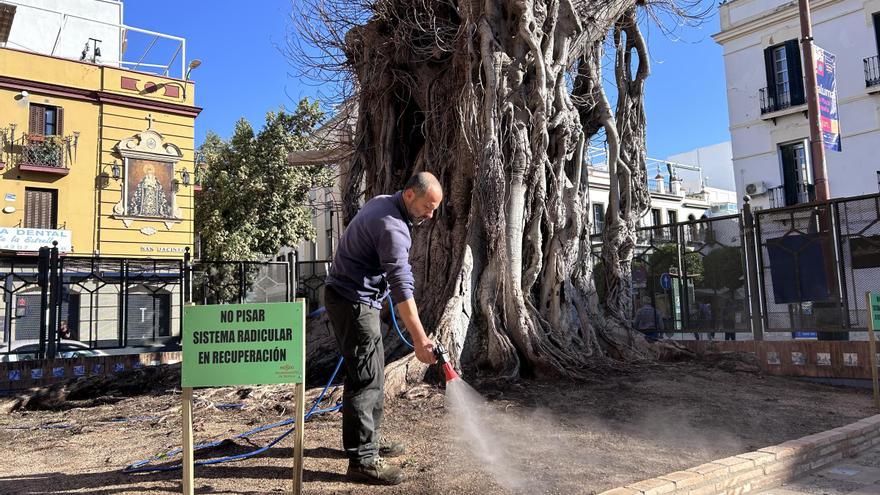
17, 134, 70, 175
769, 183, 815, 208
759, 87, 794, 114
865, 55, 880, 89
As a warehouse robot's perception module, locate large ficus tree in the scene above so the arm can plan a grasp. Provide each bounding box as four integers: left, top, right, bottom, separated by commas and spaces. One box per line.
294, 0, 704, 381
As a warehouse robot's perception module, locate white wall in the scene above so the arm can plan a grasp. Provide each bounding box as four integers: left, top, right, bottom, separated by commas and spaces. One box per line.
4, 0, 122, 66
667, 141, 736, 192
716, 0, 880, 209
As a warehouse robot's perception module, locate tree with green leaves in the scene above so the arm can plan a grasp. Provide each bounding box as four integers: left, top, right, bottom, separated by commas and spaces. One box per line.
196, 98, 331, 262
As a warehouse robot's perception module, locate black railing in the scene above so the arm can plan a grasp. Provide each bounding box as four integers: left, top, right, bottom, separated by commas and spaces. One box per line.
18, 134, 71, 172
759, 87, 793, 114
865, 55, 880, 88
769, 183, 815, 208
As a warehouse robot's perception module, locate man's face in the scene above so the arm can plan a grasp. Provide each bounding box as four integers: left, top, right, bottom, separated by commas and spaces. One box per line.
403, 186, 442, 226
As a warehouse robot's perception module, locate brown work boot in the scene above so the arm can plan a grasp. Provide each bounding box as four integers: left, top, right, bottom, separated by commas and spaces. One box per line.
346, 457, 406, 485
378, 437, 406, 458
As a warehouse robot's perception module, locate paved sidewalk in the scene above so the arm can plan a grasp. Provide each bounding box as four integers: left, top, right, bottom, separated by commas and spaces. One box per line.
759, 444, 880, 495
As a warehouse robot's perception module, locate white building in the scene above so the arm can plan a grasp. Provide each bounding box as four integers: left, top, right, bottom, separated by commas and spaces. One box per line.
0, 0, 189, 78
666, 141, 736, 192
586, 147, 738, 236
714, 0, 880, 209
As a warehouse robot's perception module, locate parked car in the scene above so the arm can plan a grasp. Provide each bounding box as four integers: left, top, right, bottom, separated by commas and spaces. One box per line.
0, 340, 107, 362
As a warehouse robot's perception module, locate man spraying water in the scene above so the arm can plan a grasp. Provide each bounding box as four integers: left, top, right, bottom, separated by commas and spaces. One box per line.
323, 172, 442, 485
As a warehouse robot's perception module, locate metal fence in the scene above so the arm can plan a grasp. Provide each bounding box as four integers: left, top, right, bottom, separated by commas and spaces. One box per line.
595, 192, 880, 341
0, 248, 296, 360
597, 213, 750, 340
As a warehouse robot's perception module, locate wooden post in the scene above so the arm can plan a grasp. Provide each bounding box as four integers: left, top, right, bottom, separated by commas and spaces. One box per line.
292, 298, 307, 495
866, 292, 880, 411
182, 301, 196, 495
182, 386, 195, 495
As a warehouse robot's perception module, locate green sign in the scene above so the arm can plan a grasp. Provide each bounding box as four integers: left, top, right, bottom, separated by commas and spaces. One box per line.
870, 292, 880, 330
182, 302, 305, 388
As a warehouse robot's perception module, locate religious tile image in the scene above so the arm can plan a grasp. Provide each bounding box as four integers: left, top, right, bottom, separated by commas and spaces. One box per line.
766, 351, 780, 365
791, 352, 806, 365
126, 159, 175, 218
843, 352, 859, 367
817, 352, 832, 366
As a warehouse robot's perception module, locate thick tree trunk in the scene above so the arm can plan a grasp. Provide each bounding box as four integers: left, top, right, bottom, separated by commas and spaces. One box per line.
339, 0, 654, 383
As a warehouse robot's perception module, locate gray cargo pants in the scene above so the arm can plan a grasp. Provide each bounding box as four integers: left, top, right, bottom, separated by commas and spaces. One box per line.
323, 284, 385, 465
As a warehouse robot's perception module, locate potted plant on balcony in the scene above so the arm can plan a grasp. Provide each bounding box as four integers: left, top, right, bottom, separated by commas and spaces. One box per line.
24, 134, 64, 168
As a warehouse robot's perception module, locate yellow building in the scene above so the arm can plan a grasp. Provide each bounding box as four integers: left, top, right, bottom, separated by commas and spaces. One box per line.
0, 47, 200, 258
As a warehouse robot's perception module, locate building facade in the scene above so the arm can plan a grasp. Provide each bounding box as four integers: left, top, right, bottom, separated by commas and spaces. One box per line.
715, 0, 880, 209
0, 0, 200, 354
0, 1, 200, 258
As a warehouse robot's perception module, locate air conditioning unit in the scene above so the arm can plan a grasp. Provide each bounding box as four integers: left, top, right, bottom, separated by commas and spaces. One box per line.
745, 181, 768, 196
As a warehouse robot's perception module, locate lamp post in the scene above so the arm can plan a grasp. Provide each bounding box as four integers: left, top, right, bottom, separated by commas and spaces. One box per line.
183, 59, 201, 100
798, 0, 830, 202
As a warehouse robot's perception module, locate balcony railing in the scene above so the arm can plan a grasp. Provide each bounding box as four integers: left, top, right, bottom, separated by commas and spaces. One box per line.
865, 55, 880, 88
18, 134, 70, 175
759, 87, 793, 114
769, 183, 815, 208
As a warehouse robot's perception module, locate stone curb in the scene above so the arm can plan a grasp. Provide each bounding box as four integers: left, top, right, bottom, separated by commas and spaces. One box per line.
599, 414, 880, 495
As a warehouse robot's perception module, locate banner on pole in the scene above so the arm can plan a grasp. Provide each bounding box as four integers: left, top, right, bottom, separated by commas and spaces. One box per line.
814, 45, 841, 152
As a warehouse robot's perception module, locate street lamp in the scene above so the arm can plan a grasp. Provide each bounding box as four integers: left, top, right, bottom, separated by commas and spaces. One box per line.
182, 59, 201, 100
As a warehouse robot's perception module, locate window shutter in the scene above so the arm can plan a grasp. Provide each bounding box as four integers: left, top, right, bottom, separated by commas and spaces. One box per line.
24, 189, 36, 228
785, 39, 805, 106
24, 189, 57, 229
763, 46, 777, 104
28, 105, 45, 135
55, 106, 63, 136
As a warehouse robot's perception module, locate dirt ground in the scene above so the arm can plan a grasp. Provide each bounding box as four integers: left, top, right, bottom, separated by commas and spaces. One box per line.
0, 358, 875, 495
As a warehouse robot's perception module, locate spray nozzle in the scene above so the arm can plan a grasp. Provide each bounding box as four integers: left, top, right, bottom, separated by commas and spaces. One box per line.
433, 343, 451, 364
433, 343, 459, 382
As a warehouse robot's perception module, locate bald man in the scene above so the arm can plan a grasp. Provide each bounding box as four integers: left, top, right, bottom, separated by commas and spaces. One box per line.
323, 172, 442, 485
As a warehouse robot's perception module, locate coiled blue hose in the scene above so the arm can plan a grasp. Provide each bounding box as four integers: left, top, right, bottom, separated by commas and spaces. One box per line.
123, 295, 414, 473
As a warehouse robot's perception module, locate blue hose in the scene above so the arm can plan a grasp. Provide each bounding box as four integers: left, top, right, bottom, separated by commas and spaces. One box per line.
122, 356, 345, 473
387, 294, 414, 349
123, 296, 414, 473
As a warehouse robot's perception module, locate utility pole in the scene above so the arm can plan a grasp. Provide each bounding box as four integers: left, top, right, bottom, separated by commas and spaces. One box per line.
799, 0, 843, 341
798, 0, 830, 201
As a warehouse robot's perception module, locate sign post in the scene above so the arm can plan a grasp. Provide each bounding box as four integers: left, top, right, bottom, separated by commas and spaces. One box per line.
182, 386, 194, 495
181, 301, 306, 494
865, 292, 880, 411
292, 299, 306, 494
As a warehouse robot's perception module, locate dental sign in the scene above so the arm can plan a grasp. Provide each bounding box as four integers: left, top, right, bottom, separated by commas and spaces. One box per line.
0, 228, 71, 252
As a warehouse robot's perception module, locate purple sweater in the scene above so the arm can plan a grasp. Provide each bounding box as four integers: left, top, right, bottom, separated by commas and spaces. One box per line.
325, 191, 414, 309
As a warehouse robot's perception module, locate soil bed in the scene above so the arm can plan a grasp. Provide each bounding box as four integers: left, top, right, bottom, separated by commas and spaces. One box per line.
0, 360, 873, 494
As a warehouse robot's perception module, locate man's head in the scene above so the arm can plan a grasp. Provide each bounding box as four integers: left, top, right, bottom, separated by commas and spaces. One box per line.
402, 172, 442, 226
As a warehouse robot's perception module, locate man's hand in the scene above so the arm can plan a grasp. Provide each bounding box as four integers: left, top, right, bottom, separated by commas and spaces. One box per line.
413, 337, 437, 364
394, 298, 437, 364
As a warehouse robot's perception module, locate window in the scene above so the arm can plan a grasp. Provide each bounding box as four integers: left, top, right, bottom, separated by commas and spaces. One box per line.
773, 46, 789, 105
324, 191, 335, 259
779, 141, 813, 206
667, 210, 678, 225
763, 40, 804, 112
326, 210, 335, 259
24, 188, 57, 229
592, 203, 605, 234
28, 104, 63, 136
874, 13, 880, 55
651, 208, 662, 227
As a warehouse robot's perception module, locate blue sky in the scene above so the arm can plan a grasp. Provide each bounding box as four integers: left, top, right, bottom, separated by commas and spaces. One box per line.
124, 1, 730, 160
